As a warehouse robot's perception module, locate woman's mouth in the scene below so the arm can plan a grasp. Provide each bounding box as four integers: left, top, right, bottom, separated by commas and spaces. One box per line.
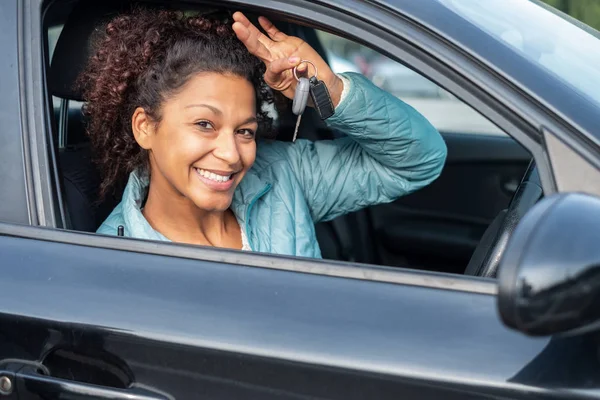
194, 168, 236, 191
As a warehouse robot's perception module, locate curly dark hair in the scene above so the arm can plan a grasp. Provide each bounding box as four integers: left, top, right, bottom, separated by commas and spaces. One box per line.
78, 8, 274, 199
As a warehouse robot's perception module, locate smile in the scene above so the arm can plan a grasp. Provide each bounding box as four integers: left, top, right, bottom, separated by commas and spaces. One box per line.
195, 168, 233, 182
194, 168, 236, 191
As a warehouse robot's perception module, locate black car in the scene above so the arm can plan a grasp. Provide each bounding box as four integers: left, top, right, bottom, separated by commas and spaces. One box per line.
1, 0, 600, 398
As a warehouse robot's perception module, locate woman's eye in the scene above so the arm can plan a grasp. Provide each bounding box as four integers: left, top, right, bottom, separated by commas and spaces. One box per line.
196, 120, 214, 130
237, 129, 256, 138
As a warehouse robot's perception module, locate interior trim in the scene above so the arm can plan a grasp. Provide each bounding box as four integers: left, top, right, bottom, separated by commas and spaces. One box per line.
442, 133, 531, 163
0, 221, 498, 295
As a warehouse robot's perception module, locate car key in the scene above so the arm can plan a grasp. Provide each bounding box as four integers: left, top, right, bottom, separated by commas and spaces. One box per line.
309, 76, 335, 120
292, 76, 310, 142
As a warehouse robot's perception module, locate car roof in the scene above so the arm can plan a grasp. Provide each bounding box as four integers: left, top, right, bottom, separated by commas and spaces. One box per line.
367, 0, 600, 146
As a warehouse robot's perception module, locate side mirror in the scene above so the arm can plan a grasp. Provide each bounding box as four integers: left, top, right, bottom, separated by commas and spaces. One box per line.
497, 192, 600, 337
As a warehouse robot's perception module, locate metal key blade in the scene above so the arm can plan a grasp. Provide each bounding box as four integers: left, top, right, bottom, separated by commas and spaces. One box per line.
292, 114, 302, 143
291, 77, 310, 143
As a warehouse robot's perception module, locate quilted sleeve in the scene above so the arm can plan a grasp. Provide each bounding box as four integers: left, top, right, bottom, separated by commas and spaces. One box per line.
282, 72, 447, 223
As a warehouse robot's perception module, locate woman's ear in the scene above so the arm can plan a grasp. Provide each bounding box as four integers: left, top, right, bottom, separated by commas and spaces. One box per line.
132, 107, 155, 150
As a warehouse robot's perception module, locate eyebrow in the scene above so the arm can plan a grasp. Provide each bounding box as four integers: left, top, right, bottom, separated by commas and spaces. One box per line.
185, 104, 258, 125
240, 116, 258, 125
185, 104, 222, 115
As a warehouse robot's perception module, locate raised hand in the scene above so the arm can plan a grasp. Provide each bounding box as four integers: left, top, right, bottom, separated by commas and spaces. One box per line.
232, 12, 343, 107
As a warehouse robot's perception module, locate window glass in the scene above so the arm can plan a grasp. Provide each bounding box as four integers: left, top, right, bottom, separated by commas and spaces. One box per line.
437, 0, 600, 108
317, 31, 506, 136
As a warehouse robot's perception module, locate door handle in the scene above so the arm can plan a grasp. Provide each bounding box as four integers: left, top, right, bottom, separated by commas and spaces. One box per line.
13, 366, 171, 400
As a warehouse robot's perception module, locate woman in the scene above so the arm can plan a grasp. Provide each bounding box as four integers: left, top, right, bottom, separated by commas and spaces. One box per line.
82, 9, 447, 257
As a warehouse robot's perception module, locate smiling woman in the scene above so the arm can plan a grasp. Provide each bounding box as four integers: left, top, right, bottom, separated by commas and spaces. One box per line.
80, 7, 447, 256
132, 73, 259, 248
79, 9, 271, 249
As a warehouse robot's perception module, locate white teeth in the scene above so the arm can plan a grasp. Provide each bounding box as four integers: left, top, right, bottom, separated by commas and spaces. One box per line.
196, 168, 232, 183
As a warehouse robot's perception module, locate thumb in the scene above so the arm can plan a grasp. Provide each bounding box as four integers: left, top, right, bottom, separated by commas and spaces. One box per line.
265, 56, 301, 83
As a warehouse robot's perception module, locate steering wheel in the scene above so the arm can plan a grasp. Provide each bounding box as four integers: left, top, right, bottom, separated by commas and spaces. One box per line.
464, 160, 544, 278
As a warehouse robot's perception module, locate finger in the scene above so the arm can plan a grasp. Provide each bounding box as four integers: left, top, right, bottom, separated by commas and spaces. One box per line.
289, 61, 310, 80
232, 21, 271, 61
266, 57, 301, 81
296, 62, 308, 75
232, 12, 274, 49
258, 16, 288, 42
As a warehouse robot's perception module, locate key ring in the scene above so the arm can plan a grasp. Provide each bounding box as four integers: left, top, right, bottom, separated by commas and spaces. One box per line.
293, 60, 318, 81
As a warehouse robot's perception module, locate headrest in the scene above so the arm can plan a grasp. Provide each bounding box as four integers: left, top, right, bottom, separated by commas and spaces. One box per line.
49, 0, 131, 101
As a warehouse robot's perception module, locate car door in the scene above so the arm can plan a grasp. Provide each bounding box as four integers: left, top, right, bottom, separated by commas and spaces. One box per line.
0, 225, 561, 400
314, 31, 532, 274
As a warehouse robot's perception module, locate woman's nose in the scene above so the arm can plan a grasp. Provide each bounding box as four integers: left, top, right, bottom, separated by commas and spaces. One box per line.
212, 131, 241, 166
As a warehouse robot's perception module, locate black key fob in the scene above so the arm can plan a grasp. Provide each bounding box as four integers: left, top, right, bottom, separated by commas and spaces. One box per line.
309, 76, 335, 120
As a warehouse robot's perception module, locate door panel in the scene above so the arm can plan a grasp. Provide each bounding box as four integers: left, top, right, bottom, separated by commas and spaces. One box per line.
0, 230, 556, 399
369, 133, 531, 274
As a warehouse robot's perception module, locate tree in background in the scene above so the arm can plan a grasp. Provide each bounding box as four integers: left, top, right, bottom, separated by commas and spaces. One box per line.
541, 0, 600, 31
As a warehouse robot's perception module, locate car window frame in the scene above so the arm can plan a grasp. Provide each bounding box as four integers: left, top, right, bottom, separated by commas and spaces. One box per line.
14, 0, 575, 291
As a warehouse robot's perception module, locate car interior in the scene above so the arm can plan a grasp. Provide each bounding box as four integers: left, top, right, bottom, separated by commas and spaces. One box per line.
43, 0, 537, 277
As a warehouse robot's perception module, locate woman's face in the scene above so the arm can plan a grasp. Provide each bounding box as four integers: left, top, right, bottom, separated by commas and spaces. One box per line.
135, 72, 258, 212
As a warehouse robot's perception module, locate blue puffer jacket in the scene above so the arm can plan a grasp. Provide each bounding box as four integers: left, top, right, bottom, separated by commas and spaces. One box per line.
97, 72, 447, 257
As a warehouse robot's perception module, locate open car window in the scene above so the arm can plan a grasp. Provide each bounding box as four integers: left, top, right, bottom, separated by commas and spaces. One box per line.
42, 1, 535, 279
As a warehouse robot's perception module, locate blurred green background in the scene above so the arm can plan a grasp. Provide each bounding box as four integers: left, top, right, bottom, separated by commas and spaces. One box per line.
541, 0, 600, 30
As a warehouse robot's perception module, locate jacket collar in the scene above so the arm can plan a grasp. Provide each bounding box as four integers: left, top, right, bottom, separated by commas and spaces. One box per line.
230, 167, 272, 231
121, 168, 271, 241
121, 169, 169, 241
